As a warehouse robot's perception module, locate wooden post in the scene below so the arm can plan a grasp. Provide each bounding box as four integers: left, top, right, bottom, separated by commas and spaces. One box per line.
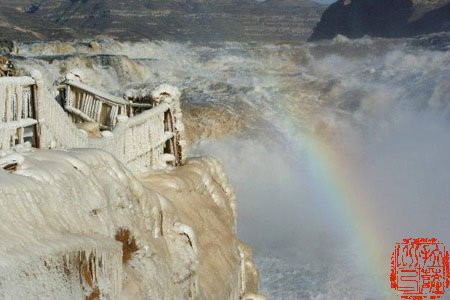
129, 101, 134, 118
164, 109, 177, 166
95, 98, 102, 123
31, 84, 40, 148
30, 71, 43, 148
16, 84, 23, 145
5, 85, 10, 122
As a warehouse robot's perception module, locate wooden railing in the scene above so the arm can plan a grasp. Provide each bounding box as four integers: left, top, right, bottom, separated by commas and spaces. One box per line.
0, 72, 185, 171
89, 103, 178, 171
59, 78, 184, 170
61, 79, 129, 129
0, 76, 39, 149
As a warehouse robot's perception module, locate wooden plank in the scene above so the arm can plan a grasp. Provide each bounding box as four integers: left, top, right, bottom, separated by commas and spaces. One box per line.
5, 85, 10, 122
17, 127, 24, 144
129, 103, 153, 108
15, 85, 22, 144
0, 83, 5, 122
95, 98, 102, 123
0, 118, 38, 129
64, 80, 129, 106
0, 76, 35, 86
32, 84, 41, 148
65, 106, 109, 130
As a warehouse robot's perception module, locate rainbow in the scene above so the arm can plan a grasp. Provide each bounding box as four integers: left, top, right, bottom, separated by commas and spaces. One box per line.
295, 129, 396, 298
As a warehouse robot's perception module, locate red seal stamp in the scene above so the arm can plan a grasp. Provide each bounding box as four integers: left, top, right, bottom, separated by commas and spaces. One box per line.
391, 238, 450, 299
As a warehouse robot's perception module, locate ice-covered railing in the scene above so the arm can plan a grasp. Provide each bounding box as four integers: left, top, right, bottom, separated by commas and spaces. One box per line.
59, 75, 186, 171
89, 103, 178, 171
0, 76, 39, 149
0, 71, 186, 171
34, 72, 89, 149
61, 78, 129, 129
0, 72, 88, 151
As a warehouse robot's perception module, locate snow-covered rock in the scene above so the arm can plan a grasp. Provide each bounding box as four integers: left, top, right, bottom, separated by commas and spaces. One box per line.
0, 148, 262, 299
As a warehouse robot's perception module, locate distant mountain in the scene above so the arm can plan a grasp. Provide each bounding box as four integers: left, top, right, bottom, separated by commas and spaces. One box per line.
0, 0, 326, 42
309, 0, 450, 41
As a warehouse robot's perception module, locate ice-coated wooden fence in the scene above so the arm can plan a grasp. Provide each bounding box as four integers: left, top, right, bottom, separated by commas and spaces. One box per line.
60, 77, 184, 170
62, 79, 129, 129
0, 71, 185, 171
89, 103, 176, 171
0, 76, 39, 149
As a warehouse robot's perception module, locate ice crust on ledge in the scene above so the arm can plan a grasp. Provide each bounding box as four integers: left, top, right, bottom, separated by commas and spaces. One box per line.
0, 149, 261, 299
140, 157, 262, 300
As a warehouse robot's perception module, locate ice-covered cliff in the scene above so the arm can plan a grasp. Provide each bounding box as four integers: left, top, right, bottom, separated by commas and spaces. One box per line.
0, 146, 261, 299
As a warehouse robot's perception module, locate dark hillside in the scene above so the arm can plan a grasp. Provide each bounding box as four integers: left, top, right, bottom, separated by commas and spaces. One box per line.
0, 0, 326, 42
309, 0, 450, 41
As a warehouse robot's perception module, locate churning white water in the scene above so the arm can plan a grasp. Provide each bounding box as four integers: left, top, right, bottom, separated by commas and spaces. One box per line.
13, 33, 450, 299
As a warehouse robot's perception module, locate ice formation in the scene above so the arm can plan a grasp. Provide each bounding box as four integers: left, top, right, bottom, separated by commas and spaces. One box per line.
0, 71, 186, 172
140, 157, 262, 300
0, 147, 262, 299
0, 64, 263, 299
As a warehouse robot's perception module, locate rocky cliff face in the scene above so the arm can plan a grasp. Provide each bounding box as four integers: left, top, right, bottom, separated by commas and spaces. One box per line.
0, 0, 325, 42
309, 0, 450, 40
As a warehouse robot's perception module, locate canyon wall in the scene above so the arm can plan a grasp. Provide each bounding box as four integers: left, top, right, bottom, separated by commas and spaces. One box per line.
0, 0, 325, 42
309, 0, 450, 40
